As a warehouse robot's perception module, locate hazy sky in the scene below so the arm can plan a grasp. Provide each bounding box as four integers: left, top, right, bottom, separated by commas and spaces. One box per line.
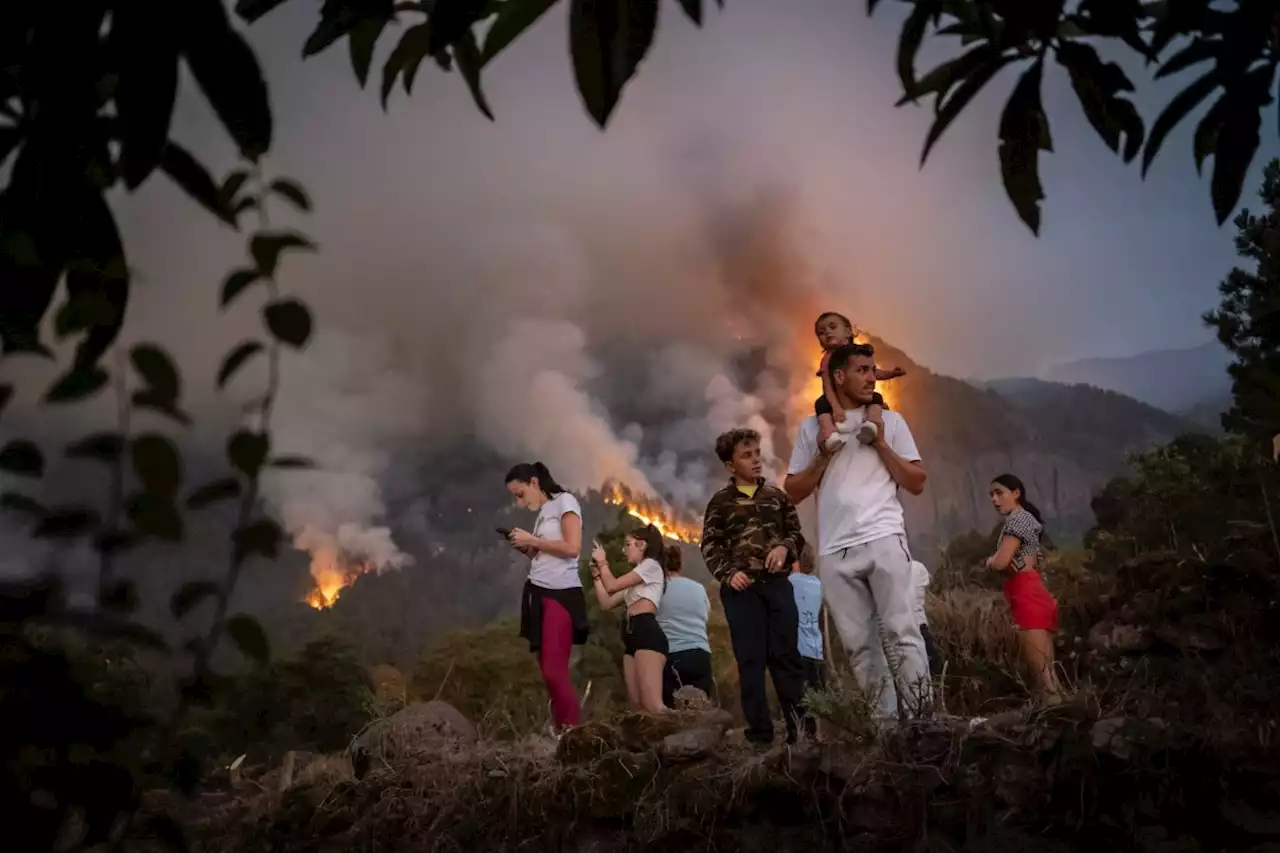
112, 0, 1275, 382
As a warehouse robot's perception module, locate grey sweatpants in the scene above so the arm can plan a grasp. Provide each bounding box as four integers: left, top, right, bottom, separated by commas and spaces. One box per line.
818, 534, 933, 719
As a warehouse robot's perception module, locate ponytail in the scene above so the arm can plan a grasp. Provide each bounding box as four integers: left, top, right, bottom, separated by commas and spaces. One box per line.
504, 461, 566, 498
992, 473, 1044, 533
663, 544, 683, 574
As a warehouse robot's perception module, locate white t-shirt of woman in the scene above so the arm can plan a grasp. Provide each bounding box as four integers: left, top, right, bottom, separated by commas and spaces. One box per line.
528, 492, 583, 590
625, 558, 665, 609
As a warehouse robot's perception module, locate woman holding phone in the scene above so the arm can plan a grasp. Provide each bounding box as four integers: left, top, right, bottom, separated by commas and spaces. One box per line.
505, 462, 590, 730
589, 525, 669, 713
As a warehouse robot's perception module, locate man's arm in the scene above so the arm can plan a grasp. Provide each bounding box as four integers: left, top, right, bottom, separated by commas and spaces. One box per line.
699, 493, 732, 582
871, 420, 926, 495
784, 450, 830, 504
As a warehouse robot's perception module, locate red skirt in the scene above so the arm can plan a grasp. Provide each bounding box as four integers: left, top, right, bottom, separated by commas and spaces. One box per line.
1003, 570, 1058, 632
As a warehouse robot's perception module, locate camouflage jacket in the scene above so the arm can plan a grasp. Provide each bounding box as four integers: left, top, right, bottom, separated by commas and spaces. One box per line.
700, 479, 804, 583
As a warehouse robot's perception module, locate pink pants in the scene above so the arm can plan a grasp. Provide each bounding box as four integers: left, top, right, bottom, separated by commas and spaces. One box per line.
539, 597, 581, 729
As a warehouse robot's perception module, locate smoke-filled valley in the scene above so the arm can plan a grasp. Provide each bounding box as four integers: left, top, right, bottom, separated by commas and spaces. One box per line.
0, 185, 1201, 663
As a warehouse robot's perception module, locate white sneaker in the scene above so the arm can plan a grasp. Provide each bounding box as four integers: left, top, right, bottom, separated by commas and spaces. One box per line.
823, 433, 847, 453
856, 421, 879, 445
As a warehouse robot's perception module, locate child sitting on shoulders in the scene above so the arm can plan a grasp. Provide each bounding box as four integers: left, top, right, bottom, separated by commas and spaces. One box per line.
813, 311, 905, 451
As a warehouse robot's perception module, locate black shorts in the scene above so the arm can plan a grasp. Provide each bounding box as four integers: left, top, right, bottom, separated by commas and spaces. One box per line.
663, 648, 715, 707
622, 612, 668, 656
814, 392, 887, 418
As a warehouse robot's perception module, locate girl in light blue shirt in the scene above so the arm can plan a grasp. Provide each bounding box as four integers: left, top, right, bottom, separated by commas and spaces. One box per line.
657, 546, 715, 707
789, 547, 825, 695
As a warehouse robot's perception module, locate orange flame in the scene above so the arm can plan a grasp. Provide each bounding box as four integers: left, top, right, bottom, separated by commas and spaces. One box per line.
304, 546, 373, 610
603, 482, 703, 544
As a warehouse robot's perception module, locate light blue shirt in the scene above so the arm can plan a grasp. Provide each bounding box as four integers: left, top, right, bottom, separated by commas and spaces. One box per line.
656, 576, 710, 654
790, 573, 824, 661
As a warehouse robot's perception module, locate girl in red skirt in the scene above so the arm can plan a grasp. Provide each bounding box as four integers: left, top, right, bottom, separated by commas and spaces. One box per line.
986, 474, 1063, 706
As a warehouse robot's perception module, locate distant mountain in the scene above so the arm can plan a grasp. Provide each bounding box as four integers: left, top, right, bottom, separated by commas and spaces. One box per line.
1042, 341, 1231, 414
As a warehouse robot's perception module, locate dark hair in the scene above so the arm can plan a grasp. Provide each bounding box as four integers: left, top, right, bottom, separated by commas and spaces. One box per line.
663, 544, 683, 574
813, 311, 853, 336
798, 543, 816, 574
827, 342, 876, 383
504, 461, 565, 498
992, 473, 1044, 526
714, 428, 761, 463
627, 525, 666, 567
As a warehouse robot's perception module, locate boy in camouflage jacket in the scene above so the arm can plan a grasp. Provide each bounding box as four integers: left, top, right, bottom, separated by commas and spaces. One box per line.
700, 429, 810, 746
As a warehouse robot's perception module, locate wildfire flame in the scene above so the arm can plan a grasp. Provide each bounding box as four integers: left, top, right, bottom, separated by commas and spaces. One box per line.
603, 482, 703, 544
304, 546, 373, 610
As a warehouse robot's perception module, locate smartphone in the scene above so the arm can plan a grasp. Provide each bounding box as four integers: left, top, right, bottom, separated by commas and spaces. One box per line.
496, 527, 512, 539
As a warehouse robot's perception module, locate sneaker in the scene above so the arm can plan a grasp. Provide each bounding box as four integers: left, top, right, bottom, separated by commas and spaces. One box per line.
823, 433, 847, 453
856, 421, 879, 445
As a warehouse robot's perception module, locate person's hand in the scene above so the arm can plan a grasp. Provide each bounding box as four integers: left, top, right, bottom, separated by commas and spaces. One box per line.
887, 366, 906, 379
984, 555, 1001, 571
865, 406, 886, 444
591, 541, 606, 568
510, 528, 538, 549
765, 545, 789, 572
728, 571, 752, 591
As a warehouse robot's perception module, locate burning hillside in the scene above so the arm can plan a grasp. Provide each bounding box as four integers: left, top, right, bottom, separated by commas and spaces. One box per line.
304, 547, 374, 610
603, 482, 703, 543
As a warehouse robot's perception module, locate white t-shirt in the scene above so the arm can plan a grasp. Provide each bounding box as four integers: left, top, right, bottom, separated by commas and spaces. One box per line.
624, 557, 666, 609
787, 410, 922, 555
528, 492, 583, 590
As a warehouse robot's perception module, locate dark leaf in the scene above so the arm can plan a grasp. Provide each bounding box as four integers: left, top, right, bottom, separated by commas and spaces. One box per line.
235, 0, 292, 22
54, 290, 118, 340
1208, 70, 1268, 225
675, 0, 701, 26
33, 507, 100, 540
270, 455, 318, 469
132, 390, 193, 427
349, 15, 390, 87
303, 1, 368, 56
269, 178, 312, 212
569, 0, 659, 128
226, 612, 271, 663
127, 492, 184, 541
228, 430, 270, 477
170, 580, 220, 620
132, 434, 183, 498
221, 268, 262, 308
63, 189, 131, 371
114, 1, 181, 188
219, 169, 252, 210
0, 125, 20, 168
0, 385, 12, 415
896, 1, 936, 101
44, 367, 110, 404
1142, 69, 1219, 175
250, 231, 316, 277
998, 59, 1051, 235
131, 344, 182, 406
452, 30, 494, 120
920, 54, 1015, 165
186, 477, 242, 509
218, 340, 266, 388
0, 491, 46, 516
101, 579, 139, 615
161, 143, 236, 227
183, 8, 273, 161
428, 0, 490, 54
1055, 41, 1144, 163
484, 0, 560, 62
264, 299, 314, 348
1193, 94, 1225, 175
381, 23, 433, 107
233, 518, 283, 564
0, 440, 44, 477
898, 43, 999, 107
1154, 37, 1218, 80
65, 432, 125, 462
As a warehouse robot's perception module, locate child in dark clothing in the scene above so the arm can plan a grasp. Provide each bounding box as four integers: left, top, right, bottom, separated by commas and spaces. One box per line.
813, 311, 905, 452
